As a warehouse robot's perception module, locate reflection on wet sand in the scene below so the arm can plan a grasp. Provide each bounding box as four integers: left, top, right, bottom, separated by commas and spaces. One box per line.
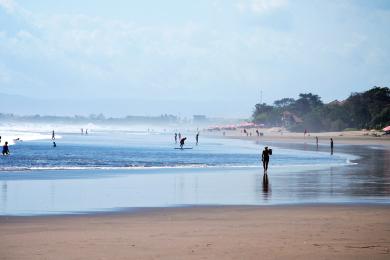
262, 173, 270, 199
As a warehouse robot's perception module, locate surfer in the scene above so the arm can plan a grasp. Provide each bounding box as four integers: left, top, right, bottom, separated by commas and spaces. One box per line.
2, 141, 9, 155
180, 137, 187, 149
261, 146, 272, 173
196, 132, 199, 145
52, 130, 55, 140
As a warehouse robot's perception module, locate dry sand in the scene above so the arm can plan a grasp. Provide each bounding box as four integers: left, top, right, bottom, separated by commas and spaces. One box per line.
1, 206, 389, 260
207, 128, 390, 147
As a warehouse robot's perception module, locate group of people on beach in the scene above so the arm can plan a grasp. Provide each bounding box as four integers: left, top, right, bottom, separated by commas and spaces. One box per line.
261, 136, 335, 173
174, 132, 200, 149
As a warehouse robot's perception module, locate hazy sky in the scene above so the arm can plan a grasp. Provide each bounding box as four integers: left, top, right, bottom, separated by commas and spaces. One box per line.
0, 0, 389, 117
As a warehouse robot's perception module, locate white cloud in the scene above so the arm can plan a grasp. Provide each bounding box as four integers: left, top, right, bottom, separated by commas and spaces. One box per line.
0, 0, 16, 13
237, 0, 288, 14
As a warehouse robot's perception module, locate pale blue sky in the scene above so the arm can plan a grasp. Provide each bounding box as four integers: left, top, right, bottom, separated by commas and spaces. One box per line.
0, 0, 389, 117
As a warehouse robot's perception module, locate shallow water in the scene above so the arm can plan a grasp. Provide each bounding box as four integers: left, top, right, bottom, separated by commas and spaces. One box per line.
0, 131, 389, 216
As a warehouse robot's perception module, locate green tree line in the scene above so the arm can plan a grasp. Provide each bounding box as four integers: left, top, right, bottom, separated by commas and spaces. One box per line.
252, 87, 390, 132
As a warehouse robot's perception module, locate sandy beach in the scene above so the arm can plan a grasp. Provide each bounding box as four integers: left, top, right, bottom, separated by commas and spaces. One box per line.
1, 205, 389, 260
207, 128, 390, 147
1, 130, 389, 259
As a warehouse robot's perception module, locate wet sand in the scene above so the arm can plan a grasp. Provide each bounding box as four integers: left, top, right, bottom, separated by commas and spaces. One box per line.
1, 205, 389, 259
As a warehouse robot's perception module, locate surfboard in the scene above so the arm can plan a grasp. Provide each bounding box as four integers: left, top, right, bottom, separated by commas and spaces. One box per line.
174, 147, 193, 149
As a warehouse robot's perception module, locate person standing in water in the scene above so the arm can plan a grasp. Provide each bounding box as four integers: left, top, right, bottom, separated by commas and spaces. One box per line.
2, 141, 9, 155
195, 132, 199, 145
52, 130, 55, 140
330, 138, 334, 155
261, 146, 271, 173
180, 137, 187, 149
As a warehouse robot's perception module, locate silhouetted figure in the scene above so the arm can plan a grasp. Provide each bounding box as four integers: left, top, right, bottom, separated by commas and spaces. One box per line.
2, 142, 9, 155
53, 141, 57, 147
86, 129, 88, 135
261, 146, 272, 172
330, 138, 334, 155
81, 128, 84, 135
196, 133, 199, 145
52, 130, 55, 140
316, 136, 319, 150
180, 137, 187, 149
178, 133, 181, 140
256, 129, 259, 136
174, 133, 178, 143
0, 136, 2, 144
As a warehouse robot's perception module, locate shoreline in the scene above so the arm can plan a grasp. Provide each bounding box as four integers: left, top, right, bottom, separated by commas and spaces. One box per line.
1, 205, 389, 259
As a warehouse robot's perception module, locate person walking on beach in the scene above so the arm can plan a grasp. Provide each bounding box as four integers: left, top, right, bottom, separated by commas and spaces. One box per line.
2, 141, 9, 155
330, 138, 334, 155
180, 137, 187, 149
52, 130, 55, 140
196, 132, 199, 145
261, 146, 271, 173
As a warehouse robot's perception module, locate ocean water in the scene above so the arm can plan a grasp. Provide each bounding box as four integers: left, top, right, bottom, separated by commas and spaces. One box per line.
0, 130, 388, 216
0, 131, 352, 171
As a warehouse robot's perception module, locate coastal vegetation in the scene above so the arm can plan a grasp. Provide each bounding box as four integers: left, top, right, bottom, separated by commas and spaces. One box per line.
252, 87, 390, 132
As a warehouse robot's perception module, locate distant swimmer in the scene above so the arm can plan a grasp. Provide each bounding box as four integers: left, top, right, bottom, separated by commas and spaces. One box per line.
180, 137, 187, 149
52, 130, 55, 140
196, 132, 199, 145
2, 141, 9, 155
174, 133, 178, 143
53, 141, 57, 147
261, 146, 272, 173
